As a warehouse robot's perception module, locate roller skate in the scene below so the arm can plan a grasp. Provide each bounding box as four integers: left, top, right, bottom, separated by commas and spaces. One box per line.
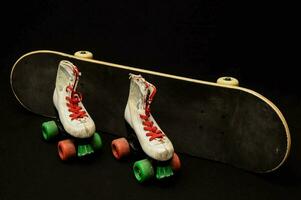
41, 60, 102, 161
111, 74, 181, 183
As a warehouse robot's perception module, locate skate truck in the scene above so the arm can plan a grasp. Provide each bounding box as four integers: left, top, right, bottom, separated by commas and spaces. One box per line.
111, 74, 181, 183
41, 60, 102, 160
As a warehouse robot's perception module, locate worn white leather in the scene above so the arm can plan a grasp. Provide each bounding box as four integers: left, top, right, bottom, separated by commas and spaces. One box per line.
124, 74, 174, 161
53, 60, 95, 138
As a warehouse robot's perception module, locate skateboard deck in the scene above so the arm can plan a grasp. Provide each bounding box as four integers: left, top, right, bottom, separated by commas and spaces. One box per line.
10, 50, 291, 173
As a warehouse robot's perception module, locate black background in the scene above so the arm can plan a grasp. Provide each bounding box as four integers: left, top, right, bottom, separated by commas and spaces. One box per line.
0, 1, 300, 199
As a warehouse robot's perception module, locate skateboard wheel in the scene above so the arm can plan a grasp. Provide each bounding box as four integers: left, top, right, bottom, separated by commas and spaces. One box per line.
133, 159, 154, 183
91, 132, 102, 150
57, 139, 76, 161
74, 51, 93, 59
111, 138, 130, 160
42, 121, 59, 141
170, 152, 181, 171
217, 77, 239, 86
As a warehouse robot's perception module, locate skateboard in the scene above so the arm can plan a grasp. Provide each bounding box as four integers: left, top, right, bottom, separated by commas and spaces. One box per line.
10, 50, 291, 173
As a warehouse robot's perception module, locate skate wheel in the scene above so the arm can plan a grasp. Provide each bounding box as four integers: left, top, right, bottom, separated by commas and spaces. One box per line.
111, 138, 130, 160
170, 152, 181, 171
91, 132, 102, 150
42, 121, 59, 141
57, 139, 76, 161
217, 77, 239, 86
133, 159, 154, 183
74, 51, 93, 59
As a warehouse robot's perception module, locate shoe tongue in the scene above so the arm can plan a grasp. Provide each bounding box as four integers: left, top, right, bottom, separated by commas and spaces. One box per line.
146, 84, 156, 101
146, 89, 153, 102
68, 67, 80, 91
65, 70, 79, 94
59, 62, 74, 78
144, 86, 156, 116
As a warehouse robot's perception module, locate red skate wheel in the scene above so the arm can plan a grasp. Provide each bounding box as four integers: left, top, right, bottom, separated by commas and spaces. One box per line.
57, 139, 76, 161
170, 152, 181, 171
111, 138, 130, 160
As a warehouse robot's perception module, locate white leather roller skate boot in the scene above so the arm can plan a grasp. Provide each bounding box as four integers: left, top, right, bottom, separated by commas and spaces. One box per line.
53, 60, 95, 138
124, 74, 174, 161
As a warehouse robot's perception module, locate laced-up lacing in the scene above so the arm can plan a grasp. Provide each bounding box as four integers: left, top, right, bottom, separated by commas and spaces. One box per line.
65, 67, 87, 120
139, 83, 164, 141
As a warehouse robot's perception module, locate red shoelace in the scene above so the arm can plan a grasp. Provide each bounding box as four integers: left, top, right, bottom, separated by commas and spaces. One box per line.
65, 67, 87, 120
139, 83, 164, 141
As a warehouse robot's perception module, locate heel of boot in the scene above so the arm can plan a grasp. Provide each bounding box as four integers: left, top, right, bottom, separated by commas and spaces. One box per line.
124, 120, 134, 136
124, 120, 142, 154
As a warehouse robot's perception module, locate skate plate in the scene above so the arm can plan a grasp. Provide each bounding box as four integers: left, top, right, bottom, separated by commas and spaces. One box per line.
10, 50, 290, 173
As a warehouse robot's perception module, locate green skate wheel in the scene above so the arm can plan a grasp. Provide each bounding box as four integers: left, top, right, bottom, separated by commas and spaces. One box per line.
133, 159, 154, 183
42, 121, 59, 141
91, 132, 102, 150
